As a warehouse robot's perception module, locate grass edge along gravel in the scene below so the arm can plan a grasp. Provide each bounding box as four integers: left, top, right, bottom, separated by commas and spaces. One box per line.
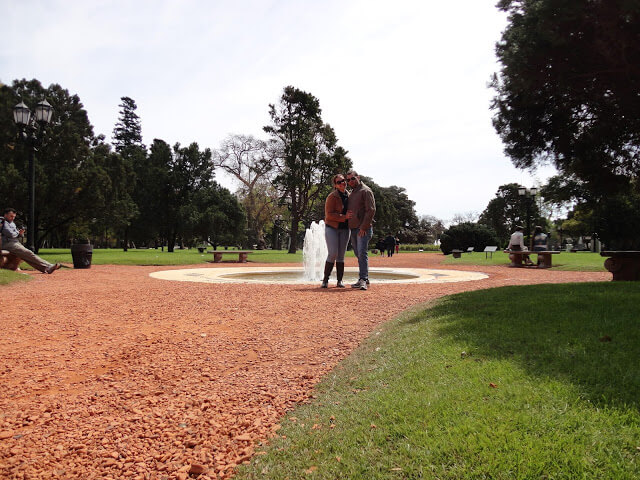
235, 282, 640, 480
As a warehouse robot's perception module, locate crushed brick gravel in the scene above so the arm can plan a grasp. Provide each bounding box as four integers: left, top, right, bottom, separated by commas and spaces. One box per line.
0, 253, 608, 479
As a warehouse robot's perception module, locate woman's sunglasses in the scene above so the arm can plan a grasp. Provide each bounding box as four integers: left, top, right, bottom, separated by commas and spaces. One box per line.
335, 179, 346, 184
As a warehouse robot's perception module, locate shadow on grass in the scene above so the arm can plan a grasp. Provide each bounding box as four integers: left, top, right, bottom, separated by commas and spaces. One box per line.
423, 282, 640, 409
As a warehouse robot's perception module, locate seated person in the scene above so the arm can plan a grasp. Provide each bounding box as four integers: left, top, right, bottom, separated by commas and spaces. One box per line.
507, 225, 533, 266
532, 226, 548, 251
1, 207, 61, 274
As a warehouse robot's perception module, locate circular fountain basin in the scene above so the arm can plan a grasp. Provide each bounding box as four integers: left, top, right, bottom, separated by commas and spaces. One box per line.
149, 267, 488, 284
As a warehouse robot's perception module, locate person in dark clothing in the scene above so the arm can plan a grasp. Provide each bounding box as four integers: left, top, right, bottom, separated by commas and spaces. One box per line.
385, 234, 396, 257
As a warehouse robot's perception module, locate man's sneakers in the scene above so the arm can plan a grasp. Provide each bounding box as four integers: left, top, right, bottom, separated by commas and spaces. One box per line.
46, 263, 61, 274
351, 278, 368, 290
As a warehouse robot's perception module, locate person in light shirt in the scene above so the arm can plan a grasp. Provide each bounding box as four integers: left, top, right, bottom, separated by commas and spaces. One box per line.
507, 225, 533, 266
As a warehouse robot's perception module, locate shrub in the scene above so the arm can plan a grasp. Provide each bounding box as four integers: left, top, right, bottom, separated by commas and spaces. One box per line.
400, 244, 441, 252
440, 222, 499, 255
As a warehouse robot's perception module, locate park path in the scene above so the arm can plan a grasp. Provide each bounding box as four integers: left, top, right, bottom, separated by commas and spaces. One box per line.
0, 253, 608, 479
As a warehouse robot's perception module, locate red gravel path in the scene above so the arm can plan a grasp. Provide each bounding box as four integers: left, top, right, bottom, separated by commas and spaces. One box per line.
0, 254, 608, 479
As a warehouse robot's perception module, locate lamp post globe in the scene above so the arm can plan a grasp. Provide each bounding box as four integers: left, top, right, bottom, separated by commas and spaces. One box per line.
12, 99, 53, 252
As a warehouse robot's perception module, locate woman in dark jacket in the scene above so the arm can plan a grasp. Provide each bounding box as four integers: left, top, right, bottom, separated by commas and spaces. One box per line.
322, 174, 353, 288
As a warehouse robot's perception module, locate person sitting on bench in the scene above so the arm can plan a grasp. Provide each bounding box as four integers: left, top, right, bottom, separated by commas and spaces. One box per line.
1, 207, 61, 274
532, 226, 548, 266
507, 225, 533, 266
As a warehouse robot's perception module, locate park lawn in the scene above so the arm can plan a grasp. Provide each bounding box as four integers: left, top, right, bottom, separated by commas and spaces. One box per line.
236, 283, 640, 480
0, 269, 31, 285
30, 247, 305, 266
443, 251, 606, 271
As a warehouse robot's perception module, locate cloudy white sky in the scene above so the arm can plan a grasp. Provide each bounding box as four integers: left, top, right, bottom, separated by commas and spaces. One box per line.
1, 0, 554, 222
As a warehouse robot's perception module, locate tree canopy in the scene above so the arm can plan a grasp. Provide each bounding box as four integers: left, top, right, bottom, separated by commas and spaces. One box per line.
478, 183, 544, 246
491, 1, 640, 247
264, 86, 352, 252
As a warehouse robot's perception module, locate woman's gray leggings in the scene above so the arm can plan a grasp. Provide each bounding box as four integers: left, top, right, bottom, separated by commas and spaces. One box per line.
325, 226, 350, 263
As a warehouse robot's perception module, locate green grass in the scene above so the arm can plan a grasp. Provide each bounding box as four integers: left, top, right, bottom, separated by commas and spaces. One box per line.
444, 251, 607, 271
0, 269, 32, 285
29, 247, 306, 266
236, 283, 640, 479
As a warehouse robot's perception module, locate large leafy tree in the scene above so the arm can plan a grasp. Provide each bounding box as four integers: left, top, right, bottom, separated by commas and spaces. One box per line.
478, 183, 544, 246
359, 176, 418, 237
264, 86, 352, 253
186, 183, 246, 249
162, 141, 220, 251
213, 134, 278, 248
491, 0, 640, 247
439, 222, 500, 255
0, 79, 105, 250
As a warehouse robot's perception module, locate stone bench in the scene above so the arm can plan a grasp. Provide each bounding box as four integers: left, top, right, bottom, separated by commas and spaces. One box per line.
207, 250, 253, 263
601, 251, 640, 281
1, 250, 22, 270
504, 250, 560, 268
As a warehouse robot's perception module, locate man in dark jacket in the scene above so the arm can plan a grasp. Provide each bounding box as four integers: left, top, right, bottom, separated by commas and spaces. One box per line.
346, 171, 376, 290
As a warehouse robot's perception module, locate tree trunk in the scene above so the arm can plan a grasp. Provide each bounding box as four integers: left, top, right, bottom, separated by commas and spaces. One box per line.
288, 215, 299, 253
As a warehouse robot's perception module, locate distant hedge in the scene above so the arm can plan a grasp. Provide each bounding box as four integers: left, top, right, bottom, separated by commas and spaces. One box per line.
400, 244, 441, 252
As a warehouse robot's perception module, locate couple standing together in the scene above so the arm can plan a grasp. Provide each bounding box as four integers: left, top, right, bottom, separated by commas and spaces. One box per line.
322, 170, 376, 290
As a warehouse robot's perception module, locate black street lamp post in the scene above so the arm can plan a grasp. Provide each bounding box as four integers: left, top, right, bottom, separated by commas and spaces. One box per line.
273, 214, 282, 250
12, 99, 54, 252
518, 186, 537, 250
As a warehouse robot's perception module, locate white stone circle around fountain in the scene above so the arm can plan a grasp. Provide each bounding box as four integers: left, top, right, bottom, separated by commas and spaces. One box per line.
149, 266, 488, 284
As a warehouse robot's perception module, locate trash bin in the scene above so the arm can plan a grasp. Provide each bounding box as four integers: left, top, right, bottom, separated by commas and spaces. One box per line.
71, 243, 93, 269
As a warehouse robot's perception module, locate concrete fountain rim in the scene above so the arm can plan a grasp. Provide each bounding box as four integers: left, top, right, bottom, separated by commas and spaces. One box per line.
149, 266, 489, 284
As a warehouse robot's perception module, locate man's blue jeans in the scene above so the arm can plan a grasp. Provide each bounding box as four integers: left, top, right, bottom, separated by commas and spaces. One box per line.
350, 227, 373, 281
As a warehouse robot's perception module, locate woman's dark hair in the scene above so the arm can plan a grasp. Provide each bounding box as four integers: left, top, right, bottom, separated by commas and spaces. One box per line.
3, 207, 16, 215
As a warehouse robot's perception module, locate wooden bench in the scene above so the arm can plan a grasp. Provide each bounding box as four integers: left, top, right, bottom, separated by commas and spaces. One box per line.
601, 251, 640, 281
207, 250, 253, 263
484, 246, 498, 259
504, 250, 560, 268
1, 250, 22, 270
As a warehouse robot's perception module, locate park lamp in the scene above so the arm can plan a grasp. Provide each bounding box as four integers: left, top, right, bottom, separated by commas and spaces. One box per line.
13, 101, 31, 126
12, 99, 54, 252
34, 99, 54, 124
518, 186, 537, 197
13, 99, 54, 128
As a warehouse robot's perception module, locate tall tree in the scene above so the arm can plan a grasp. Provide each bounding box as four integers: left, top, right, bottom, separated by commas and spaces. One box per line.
264, 86, 352, 253
165, 141, 216, 252
213, 134, 278, 248
112, 96, 144, 250
491, 0, 640, 246
112, 96, 144, 152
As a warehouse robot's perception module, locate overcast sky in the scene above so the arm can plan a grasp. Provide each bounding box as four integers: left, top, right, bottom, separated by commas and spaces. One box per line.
1, 0, 555, 222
